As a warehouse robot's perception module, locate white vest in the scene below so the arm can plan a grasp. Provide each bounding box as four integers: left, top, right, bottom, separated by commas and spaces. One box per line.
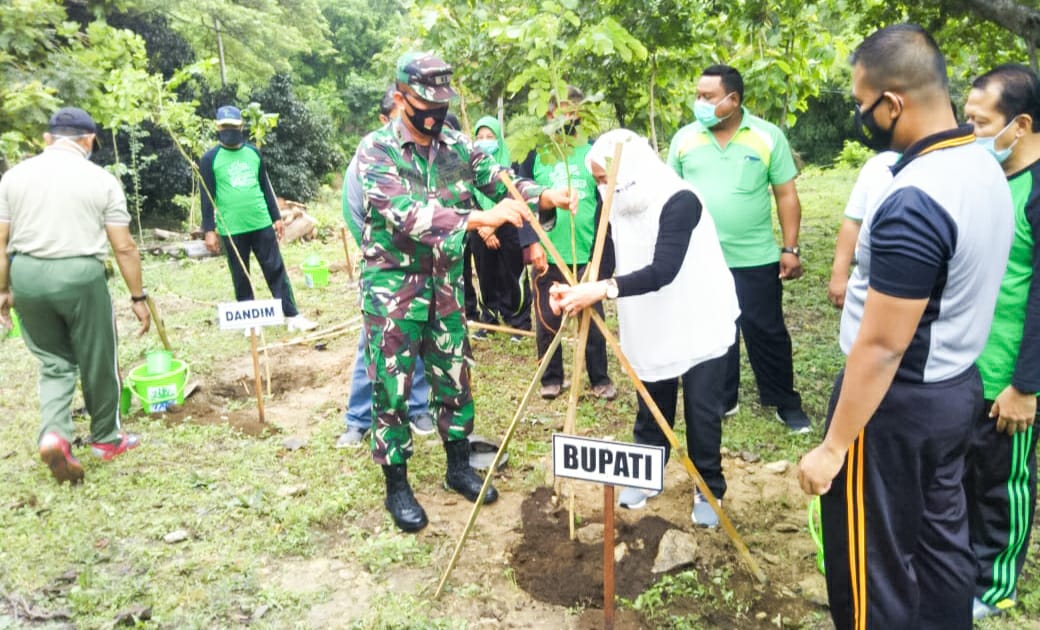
611, 193, 739, 382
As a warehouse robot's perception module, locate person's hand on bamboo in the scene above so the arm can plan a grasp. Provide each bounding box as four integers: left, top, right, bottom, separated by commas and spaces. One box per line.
130, 299, 152, 336
480, 198, 531, 229
538, 188, 579, 214
549, 280, 610, 316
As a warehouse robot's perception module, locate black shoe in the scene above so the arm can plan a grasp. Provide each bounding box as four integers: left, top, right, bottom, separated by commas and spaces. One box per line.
382, 464, 428, 532
776, 407, 811, 434
443, 439, 498, 504
472, 328, 489, 340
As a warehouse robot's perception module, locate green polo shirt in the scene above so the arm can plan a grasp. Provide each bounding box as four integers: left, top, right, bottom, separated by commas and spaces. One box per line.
667, 107, 797, 268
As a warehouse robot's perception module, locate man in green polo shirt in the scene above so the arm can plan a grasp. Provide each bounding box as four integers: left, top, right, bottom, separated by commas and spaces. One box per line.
667, 64, 810, 433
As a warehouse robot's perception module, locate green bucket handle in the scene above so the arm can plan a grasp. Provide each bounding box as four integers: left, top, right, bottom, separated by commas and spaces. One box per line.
807, 496, 825, 575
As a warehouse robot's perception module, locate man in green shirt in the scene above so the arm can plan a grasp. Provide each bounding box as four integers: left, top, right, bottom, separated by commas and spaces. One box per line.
963, 63, 1040, 621
518, 86, 616, 401
200, 105, 316, 333
667, 64, 810, 433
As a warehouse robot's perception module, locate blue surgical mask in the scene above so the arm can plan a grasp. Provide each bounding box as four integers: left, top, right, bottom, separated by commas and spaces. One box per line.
975, 118, 1019, 164
474, 139, 499, 155
694, 93, 735, 128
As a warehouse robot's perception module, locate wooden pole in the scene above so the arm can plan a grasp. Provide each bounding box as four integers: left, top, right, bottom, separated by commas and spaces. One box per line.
249, 329, 266, 423
467, 321, 535, 338
558, 143, 623, 538
499, 170, 766, 584
339, 227, 355, 282
258, 318, 361, 351
604, 484, 616, 630
435, 316, 571, 599
145, 295, 173, 351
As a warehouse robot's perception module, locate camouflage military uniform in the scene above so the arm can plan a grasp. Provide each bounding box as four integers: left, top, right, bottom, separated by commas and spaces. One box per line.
357, 116, 543, 465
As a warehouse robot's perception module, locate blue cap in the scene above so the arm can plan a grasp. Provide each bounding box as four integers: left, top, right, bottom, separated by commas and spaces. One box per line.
48, 107, 96, 134
215, 105, 243, 125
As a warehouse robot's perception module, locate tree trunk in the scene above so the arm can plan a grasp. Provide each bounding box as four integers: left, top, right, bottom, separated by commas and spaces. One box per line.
946, 0, 1040, 53
215, 17, 227, 88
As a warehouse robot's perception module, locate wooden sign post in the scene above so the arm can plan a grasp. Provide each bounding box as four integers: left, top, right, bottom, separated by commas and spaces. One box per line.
553, 434, 666, 628
217, 299, 284, 423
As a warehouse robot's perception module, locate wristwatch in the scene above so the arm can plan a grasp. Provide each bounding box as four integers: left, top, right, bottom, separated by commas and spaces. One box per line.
130, 292, 148, 303
781, 246, 800, 257
604, 279, 619, 300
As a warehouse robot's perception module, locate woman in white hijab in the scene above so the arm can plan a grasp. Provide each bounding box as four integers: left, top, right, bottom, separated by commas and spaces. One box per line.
551, 129, 740, 527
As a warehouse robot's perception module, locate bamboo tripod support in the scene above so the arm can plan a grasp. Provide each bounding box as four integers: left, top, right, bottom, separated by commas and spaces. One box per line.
434, 316, 571, 599
556, 143, 624, 540
498, 170, 767, 584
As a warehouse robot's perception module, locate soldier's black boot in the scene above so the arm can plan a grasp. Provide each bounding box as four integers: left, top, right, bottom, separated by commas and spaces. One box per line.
382, 464, 428, 532
443, 439, 498, 504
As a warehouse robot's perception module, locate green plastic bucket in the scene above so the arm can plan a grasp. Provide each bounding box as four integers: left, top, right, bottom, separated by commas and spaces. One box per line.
126, 358, 189, 413
301, 257, 329, 288
145, 350, 173, 375
6, 308, 20, 338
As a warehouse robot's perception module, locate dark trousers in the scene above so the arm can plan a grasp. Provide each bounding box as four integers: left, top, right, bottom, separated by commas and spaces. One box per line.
723, 262, 800, 410
470, 224, 532, 330
965, 402, 1039, 604
633, 356, 727, 499
221, 226, 298, 317
821, 368, 980, 630
463, 236, 485, 322
534, 264, 610, 387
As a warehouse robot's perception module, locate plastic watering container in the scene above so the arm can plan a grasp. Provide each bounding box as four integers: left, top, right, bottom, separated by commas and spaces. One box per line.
126, 357, 189, 413
301, 255, 329, 289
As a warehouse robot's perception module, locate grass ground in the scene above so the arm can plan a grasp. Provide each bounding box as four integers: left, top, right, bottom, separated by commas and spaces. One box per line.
0, 165, 1037, 628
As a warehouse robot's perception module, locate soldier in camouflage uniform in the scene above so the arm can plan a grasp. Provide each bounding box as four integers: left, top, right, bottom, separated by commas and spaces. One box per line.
357, 52, 576, 532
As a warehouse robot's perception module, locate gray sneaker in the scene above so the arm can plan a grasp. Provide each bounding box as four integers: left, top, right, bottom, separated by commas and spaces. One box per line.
618, 486, 660, 509
409, 412, 436, 436
973, 595, 1015, 620
335, 426, 367, 448
691, 491, 720, 528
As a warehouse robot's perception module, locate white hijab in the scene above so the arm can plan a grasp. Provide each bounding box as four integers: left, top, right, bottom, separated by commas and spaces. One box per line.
586, 129, 739, 381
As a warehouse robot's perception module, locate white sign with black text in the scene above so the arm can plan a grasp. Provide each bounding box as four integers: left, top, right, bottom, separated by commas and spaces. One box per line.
552, 434, 665, 491
217, 299, 284, 331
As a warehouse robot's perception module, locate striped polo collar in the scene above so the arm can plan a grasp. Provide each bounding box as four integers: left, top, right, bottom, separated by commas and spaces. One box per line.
891, 124, 975, 176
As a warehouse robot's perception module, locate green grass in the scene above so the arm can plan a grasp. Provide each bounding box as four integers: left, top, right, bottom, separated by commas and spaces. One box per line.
1, 169, 1038, 628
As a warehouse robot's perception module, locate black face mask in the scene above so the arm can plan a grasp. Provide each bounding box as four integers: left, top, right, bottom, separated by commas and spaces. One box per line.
218, 128, 245, 147
564, 118, 581, 136
854, 93, 898, 152
404, 95, 449, 137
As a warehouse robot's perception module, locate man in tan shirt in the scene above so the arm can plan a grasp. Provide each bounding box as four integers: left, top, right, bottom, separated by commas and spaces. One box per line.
0, 107, 150, 484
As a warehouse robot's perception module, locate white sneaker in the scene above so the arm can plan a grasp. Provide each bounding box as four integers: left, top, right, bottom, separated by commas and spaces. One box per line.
691, 491, 721, 528
286, 315, 318, 332
724, 404, 739, 417
618, 487, 660, 509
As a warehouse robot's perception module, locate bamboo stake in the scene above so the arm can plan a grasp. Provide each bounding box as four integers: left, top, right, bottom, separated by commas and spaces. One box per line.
144, 295, 173, 351
467, 321, 535, 338
499, 171, 766, 584
435, 315, 571, 598
258, 318, 361, 352
249, 329, 266, 423
589, 309, 767, 584
559, 142, 624, 539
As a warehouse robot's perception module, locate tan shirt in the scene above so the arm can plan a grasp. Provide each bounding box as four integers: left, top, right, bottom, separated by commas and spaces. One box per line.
0, 144, 129, 261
